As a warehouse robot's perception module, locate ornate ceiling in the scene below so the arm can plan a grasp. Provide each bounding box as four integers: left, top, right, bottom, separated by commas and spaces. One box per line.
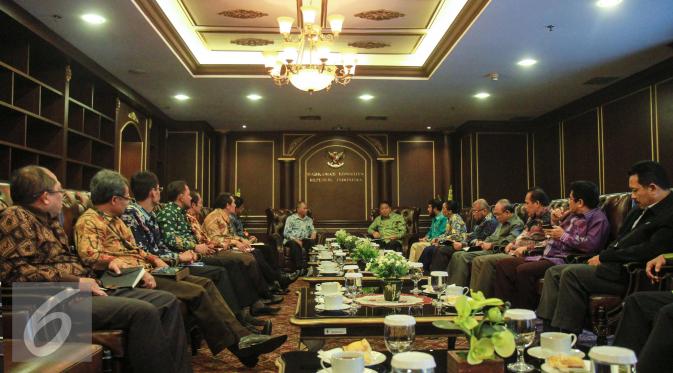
134, 0, 490, 78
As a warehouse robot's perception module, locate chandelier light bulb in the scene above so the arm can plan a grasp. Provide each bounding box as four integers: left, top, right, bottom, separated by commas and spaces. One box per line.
277, 16, 294, 34
328, 14, 344, 34
301, 5, 318, 25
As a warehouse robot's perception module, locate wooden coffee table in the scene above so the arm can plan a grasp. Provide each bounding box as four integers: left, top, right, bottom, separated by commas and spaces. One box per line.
290, 287, 464, 351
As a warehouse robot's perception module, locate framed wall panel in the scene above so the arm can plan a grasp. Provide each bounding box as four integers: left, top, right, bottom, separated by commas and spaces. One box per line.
533, 124, 561, 198
397, 140, 436, 212
476, 133, 529, 203
165, 131, 198, 188
602, 89, 653, 193
656, 79, 673, 175
459, 135, 472, 208
563, 110, 601, 191
234, 140, 274, 216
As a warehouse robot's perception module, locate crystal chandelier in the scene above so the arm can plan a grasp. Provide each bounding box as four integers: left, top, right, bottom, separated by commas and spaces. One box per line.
266, 3, 356, 94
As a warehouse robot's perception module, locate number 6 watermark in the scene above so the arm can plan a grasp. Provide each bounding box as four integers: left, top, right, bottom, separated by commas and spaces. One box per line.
11, 283, 92, 363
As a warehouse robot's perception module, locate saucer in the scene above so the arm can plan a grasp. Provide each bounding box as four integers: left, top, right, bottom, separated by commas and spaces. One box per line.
541, 360, 590, 373
316, 284, 343, 291
317, 368, 377, 373
316, 297, 352, 304
318, 348, 387, 366
528, 346, 586, 360
315, 304, 351, 311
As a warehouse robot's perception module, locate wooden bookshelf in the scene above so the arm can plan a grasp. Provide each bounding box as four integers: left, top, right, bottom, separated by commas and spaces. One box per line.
0, 11, 120, 189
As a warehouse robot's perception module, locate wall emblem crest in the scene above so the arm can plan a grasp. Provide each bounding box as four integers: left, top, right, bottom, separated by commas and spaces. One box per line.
327, 151, 345, 168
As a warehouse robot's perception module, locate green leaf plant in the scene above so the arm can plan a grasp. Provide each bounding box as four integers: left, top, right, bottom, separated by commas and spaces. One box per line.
432, 290, 516, 365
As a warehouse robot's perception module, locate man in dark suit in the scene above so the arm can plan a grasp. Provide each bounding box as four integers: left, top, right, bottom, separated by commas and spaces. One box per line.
537, 160, 673, 333
613, 253, 673, 373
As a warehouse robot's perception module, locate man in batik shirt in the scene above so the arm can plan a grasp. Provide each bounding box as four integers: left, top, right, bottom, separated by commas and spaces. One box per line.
0, 165, 191, 372
76, 170, 286, 367
122, 172, 270, 331
157, 181, 282, 309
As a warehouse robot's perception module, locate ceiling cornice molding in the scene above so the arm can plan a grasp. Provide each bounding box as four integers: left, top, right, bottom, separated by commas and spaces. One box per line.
133, 0, 491, 79
0, 0, 175, 124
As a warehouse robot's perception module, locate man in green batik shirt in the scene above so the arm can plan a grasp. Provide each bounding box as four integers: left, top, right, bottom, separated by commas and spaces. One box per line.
368, 201, 407, 252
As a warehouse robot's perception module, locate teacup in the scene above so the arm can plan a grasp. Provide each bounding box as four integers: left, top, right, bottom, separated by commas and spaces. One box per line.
318, 252, 333, 260
323, 293, 344, 310
540, 332, 577, 354
320, 282, 341, 294
319, 260, 338, 269
321, 351, 364, 373
445, 284, 469, 296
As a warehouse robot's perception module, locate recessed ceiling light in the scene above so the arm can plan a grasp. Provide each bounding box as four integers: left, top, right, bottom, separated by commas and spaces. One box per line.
474, 92, 490, 99
359, 94, 375, 101
517, 58, 537, 67
242, 124, 247, 129
426, 126, 432, 130
247, 94, 262, 101
596, 0, 622, 8
81, 13, 106, 25
173, 94, 190, 101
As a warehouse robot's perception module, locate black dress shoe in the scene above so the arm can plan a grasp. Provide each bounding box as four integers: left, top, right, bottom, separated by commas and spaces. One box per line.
238, 334, 287, 355
261, 320, 272, 335
251, 305, 280, 316
243, 322, 261, 334
262, 294, 284, 305
242, 311, 268, 327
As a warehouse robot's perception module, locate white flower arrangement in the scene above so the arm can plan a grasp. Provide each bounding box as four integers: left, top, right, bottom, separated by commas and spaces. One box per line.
366, 251, 410, 279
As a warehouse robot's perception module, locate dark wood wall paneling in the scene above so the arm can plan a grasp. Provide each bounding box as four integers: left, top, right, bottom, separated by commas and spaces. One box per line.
562, 110, 601, 192
658, 79, 673, 174
165, 132, 198, 189
397, 140, 436, 210
602, 89, 653, 193
234, 141, 275, 216
224, 133, 448, 224
532, 124, 561, 198
476, 133, 529, 203
459, 134, 473, 207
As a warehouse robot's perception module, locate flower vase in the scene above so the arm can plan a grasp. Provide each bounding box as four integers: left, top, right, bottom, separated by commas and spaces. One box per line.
357, 259, 367, 271
383, 278, 402, 301
447, 351, 504, 373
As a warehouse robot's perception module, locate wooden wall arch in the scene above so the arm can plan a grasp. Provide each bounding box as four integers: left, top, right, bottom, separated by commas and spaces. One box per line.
297, 138, 375, 221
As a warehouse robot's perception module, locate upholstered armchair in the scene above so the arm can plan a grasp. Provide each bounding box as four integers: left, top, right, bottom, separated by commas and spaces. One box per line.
265, 208, 320, 270
369, 206, 421, 257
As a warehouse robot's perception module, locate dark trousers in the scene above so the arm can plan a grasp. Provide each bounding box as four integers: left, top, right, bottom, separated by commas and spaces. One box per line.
494, 257, 555, 309
372, 239, 403, 253
98, 288, 192, 373
417, 245, 438, 273
199, 254, 258, 307
256, 242, 280, 270
536, 264, 625, 332
286, 238, 315, 270
613, 291, 673, 373
202, 250, 270, 298
429, 245, 459, 272
250, 247, 281, 283
155, 275, 250, 355
188, 264, 241, 314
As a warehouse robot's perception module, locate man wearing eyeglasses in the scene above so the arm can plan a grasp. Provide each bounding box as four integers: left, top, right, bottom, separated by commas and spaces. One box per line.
426, 199, 498, 272
0, 166, 192, 372
75, 170, 287, 367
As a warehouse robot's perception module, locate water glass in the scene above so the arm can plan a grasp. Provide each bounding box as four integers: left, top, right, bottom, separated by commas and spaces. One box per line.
430, 271, 448, 307
504, 309, 537, 372
384, 315, 416, 355
409, 262, 424, 295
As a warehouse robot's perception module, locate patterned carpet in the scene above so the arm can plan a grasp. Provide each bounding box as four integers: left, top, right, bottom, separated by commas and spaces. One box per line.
192, 279, 467, 372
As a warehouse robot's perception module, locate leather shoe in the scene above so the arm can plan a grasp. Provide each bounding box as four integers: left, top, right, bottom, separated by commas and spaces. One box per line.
242, 309, 268, 326
251, 305, 280, 316
261, 320, 272, 335
262, 294, 284, 305
238, 334, 287, 356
